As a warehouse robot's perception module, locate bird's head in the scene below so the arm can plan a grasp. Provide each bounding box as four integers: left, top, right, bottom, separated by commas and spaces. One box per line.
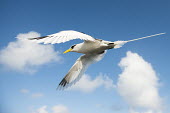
63, 44, 77, 53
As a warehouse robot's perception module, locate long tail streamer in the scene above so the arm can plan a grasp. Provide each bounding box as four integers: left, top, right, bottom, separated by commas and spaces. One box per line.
113, 32, 166, 49
126, 32, 166, 42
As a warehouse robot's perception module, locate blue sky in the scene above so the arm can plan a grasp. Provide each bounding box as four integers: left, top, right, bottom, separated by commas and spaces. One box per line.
0, 0, 170, 113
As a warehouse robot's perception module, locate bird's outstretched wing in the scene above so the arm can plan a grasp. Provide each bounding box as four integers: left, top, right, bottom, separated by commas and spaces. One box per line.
57, 51, 106, 90
28, 30, 95, 44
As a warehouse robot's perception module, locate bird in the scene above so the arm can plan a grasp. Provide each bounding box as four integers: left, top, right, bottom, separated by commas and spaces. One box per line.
28, 30, 165, 89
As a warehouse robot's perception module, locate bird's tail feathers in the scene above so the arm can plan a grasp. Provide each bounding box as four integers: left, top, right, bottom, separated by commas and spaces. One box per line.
113, 41, 128, 49
113, 32, 166, 49
126, 32, 166, 42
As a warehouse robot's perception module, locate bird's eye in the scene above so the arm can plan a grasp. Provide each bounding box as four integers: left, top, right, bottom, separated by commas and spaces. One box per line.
71, 45, 76, 49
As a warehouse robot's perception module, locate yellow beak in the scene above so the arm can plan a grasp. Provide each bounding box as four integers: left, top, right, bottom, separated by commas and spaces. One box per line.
63, 48, 72, 54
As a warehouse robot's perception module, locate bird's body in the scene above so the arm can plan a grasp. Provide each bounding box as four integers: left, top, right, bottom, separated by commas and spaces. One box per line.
71, 39, 114, 54
28, 30, 165, 89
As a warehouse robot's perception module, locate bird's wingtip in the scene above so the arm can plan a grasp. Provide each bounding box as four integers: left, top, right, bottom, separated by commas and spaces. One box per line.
56, 78, 69, 90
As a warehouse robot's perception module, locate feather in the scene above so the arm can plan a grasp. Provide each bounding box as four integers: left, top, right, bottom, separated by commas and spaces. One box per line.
57, 51, 106, 90
28, 30, 95, 44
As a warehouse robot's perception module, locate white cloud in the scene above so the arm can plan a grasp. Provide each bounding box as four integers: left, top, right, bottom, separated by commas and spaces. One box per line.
34, 105, 69, 113
31, 93, 44, 98
52, 105, 69, 113
0, 31, 62, 73
36, 106, 48, 113
68, 73, 115, 93
20, 89, 30, 93
117, 51, 162, 113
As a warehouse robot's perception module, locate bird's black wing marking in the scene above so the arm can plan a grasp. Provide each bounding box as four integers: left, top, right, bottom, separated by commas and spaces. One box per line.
28, 36, 48, 40
108, 42, 114, 45
59, 78, 68, 87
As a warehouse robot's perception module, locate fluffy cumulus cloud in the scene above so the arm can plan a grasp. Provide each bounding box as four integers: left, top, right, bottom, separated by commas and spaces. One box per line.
117, 51, 162, 113
69, 73, 115, 93
0, 31, 62, 73
34, 105, 69, 113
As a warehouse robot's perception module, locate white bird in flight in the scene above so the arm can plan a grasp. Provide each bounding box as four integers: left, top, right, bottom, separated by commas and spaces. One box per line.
28, 30, 165, 89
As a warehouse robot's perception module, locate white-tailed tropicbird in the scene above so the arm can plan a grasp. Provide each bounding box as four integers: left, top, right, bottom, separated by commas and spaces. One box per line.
28, 30, 165, 89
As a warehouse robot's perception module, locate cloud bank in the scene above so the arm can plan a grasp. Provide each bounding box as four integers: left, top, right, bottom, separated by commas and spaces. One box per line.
0, 31, 62, 73
69, 73, 115, 93
117, 51, 162, 113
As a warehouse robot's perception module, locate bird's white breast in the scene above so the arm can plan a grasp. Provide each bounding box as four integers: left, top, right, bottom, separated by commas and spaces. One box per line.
75, 39, 109, 54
